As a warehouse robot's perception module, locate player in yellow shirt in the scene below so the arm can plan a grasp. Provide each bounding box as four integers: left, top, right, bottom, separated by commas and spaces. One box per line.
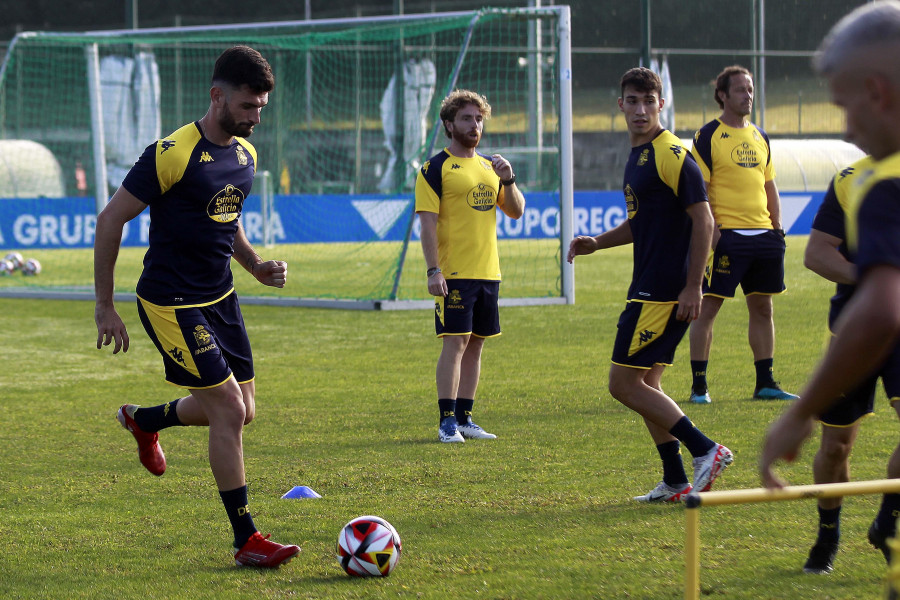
688, 65, 799, 403
415, 89, 525, 443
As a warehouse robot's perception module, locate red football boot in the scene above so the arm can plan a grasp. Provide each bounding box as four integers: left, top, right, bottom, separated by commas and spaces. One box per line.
116, 404, 166, 476
233, 532, 301, 568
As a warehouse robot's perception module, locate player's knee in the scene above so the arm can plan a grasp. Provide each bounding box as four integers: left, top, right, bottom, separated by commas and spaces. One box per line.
820, 436, 853, 464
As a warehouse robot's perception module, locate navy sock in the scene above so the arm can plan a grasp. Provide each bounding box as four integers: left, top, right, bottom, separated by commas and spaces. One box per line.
133, 399, 183, 433
755, 358, 776, 389
455, 398, 474, 425
438, 398, 456, 425
875, 493, 900, 535
691, 361, 708, 395
219, 485, 257, 549
816, 505, 842, 544
656, 440, 689, 487
668, 416, 716, 458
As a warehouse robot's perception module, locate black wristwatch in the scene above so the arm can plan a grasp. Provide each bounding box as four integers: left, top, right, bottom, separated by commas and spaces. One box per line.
500, 174, 516, 186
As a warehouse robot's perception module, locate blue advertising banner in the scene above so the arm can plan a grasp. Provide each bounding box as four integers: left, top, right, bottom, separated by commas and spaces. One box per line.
0, 191, 825, 250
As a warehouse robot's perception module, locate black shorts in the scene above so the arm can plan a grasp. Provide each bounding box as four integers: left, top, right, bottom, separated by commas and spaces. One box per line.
434, 279, 501, 338
819, 334, 900, 427
611, 301, 689, 369
136, 291, 254, 389
704, 229, 786, 298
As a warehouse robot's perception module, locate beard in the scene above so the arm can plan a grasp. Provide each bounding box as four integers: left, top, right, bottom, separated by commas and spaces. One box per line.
451, 127, 481, 149
219, 103, 255, 138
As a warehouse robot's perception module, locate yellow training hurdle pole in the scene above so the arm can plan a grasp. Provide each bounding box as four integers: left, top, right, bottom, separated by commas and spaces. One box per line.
684, 479, 900, 600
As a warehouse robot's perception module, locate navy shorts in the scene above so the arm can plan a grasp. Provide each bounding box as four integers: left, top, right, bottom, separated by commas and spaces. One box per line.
434, 279, 501, 338
611, 301, 689, 369
704, 229, 786, 297
819, 334, 900, 426
136, 291, 254, 389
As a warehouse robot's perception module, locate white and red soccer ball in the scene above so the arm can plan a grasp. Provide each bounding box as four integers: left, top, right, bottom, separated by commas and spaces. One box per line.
21, 258, 41, 276
3, 252, 23, 270
336, 515, 402, 577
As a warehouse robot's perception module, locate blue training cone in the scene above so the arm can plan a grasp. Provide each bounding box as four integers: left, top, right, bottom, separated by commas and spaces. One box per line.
281, 485, 322, 499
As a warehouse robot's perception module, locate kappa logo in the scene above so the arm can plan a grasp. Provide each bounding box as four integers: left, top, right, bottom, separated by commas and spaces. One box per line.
669, 144, 683, 158
720, 132, 730, 139
160, 140, 176, 153
451, 163, 461, 169
422, 161, 430, 174
168, 347, 185, 364
199, 151, 214, 163
638, 329, 657, 345
838, 166, 855, 181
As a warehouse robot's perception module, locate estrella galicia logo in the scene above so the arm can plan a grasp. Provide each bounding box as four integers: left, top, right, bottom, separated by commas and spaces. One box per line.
160, 140, 176, 153
467, 183, 496, 211
207, 184, 244, 223
168, 347, 185, 364
638, 329, 657, 345
731, 142, 760, 168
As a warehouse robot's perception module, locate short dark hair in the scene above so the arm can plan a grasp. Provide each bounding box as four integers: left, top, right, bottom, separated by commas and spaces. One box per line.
714, 65, 752, 109
619, 67, 662, 97
211, 45, 274, 94
438, 89, 492, 138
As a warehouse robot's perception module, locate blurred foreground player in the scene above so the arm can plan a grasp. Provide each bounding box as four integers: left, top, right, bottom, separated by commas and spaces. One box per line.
759, 0, 900, 582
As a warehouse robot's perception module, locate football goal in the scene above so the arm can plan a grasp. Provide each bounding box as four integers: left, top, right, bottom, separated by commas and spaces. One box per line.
0, 6, 574, 309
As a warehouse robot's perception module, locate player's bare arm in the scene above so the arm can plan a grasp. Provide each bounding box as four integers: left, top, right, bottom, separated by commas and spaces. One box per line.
760, 265, 900, 488
232, 221, 287, 288
492, 154, 525, 219
566, 220, 634, 263
93, 187, 148, 354
676, 201, 715, 322
417, 210, 448, 297
804, 228, 857, 285
764, 179, 783, 231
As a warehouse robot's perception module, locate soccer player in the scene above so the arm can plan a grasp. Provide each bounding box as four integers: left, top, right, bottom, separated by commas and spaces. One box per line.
567, 67, 732, 502
800, 154, 900, 574
687, 65, 798, 404
93, 46, 300, 568
414, 89, 525, 443
760, 0, 900, 574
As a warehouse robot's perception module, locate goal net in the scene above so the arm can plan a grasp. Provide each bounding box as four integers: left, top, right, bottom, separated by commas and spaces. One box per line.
0, 7, 573, 309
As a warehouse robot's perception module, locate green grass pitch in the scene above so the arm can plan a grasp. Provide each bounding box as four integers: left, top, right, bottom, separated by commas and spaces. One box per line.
1, 236, 896, 599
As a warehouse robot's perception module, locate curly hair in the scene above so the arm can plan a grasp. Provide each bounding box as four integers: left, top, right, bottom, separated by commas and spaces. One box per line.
439, 89, 492, 138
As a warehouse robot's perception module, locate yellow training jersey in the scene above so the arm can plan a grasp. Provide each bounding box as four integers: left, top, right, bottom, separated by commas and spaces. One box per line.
691, 118, 775, 229
414, 149, 504, 280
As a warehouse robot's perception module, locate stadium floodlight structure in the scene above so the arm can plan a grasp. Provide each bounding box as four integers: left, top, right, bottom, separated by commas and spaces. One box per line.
0, 7, 574, 310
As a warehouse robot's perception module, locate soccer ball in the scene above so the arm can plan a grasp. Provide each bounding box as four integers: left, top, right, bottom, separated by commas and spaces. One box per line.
3, 252, 23, 271
336, 515, 402, 577
0, 259, 14, 276
21, 258, 41, 276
